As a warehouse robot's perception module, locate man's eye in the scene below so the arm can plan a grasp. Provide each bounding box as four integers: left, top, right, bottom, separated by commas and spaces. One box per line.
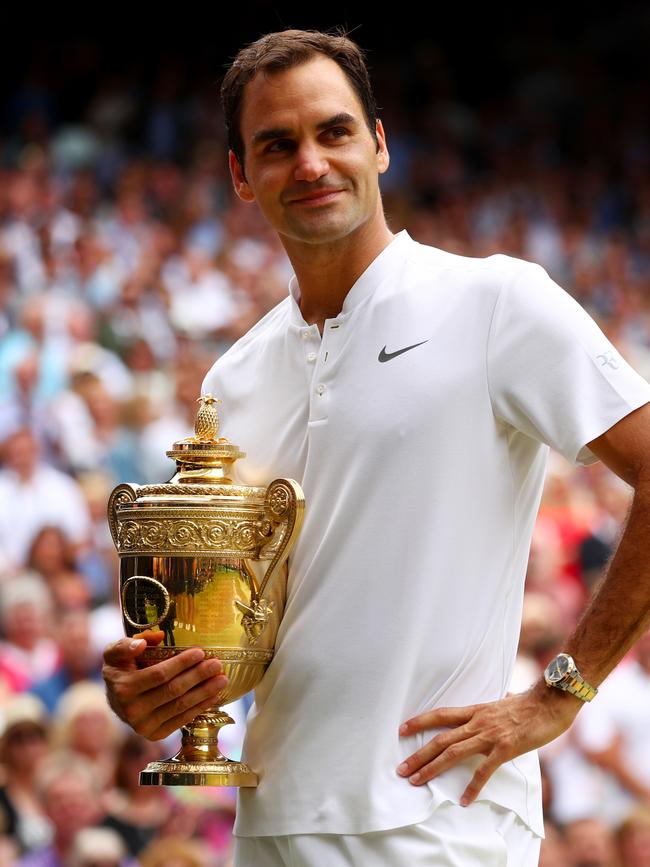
267, 140, 291, 152
328, 127, 348, 138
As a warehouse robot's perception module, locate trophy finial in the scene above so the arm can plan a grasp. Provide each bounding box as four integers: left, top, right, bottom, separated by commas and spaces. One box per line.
195, 394, 222, 442
166, 394, 244, 476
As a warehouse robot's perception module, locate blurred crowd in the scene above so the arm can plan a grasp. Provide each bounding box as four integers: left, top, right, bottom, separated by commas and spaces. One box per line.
1, 31, 650, 867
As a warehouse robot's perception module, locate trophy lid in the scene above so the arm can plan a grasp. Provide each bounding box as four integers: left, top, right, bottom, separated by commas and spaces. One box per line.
165, 394, 245, 483
107, 393, 293, 556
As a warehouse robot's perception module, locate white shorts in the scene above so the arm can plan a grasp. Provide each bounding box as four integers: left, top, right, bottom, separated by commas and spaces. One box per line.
232, 800, 542, 866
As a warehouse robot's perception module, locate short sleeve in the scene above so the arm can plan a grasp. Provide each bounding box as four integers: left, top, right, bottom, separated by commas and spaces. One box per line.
486, 259, 650, 466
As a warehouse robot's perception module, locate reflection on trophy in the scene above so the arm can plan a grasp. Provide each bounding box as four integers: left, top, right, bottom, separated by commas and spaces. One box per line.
107, 395, 305, 786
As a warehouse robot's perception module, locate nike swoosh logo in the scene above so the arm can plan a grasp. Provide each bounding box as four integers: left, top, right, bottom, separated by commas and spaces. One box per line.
378, 340, 429, 362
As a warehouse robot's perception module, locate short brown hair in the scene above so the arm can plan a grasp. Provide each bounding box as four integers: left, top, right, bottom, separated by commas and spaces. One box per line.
221, 27, 379, 180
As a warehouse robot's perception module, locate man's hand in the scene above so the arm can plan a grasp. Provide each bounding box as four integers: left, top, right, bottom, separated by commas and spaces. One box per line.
102, 638, 228, 740
397, 681, 582, 805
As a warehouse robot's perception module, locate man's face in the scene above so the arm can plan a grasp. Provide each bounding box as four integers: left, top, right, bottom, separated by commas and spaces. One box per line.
229, 55, 389, 247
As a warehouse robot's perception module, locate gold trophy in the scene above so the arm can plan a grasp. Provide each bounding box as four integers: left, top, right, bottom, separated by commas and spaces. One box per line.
107, 395, 304, 786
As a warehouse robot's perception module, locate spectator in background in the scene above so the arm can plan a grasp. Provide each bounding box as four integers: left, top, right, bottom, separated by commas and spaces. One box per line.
27, 528, 90, 612
102, 735, 171, 858
138, 356, 212, 483
0, 429, 91, 571
0, 353, 52, 461
579, 463, 633, 595
51, 683, 121, 791
0, 250, 17, 342
68, 232, 125, 314
538, 822, 570, 867
0, 297, 67, 404
17, 752, 105, 867
0, 835, 18, 866
68, 828, 129, 867
617, 805, 650, 867
75, 471, 118, 607
121, 337, 173, 411
0, 577, 58, 694
138, 835, 212, 867
571, 627, 650, 827
563, 817, 620, 867
31, 609, 103, 714
510, 592, 564, 693
52, 372, 143, 484
163, 242, 242, 339
0, 695, 52, 856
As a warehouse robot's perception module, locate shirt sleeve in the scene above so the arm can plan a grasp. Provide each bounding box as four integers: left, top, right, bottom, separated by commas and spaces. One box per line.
486, 258, 650, 466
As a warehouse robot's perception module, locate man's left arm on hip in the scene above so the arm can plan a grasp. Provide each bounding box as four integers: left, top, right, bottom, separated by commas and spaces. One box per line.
397, 401, 650, 806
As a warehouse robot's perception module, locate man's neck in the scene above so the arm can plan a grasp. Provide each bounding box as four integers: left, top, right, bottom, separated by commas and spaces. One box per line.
285, 221, 395, 331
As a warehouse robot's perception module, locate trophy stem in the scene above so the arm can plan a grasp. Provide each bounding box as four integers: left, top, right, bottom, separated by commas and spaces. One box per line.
139, 708, 258, 786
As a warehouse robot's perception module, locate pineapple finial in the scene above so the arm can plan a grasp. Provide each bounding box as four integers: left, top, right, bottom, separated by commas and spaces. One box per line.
195, 394, 222, 442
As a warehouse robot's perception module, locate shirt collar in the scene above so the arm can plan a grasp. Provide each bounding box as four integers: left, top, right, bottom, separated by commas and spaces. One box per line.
287, 229, 414, 327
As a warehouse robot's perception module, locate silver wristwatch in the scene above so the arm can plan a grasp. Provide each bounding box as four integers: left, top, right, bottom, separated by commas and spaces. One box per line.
543, 652, 598, 702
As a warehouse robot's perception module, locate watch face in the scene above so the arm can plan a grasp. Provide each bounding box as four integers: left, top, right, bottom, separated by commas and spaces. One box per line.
546, 654, 573, 683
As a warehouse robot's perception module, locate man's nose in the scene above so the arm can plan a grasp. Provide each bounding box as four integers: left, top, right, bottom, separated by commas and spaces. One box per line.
293, 141, 329, 182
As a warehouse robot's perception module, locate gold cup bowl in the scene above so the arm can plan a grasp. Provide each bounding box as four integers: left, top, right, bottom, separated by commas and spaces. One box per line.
107, 396, 304, 786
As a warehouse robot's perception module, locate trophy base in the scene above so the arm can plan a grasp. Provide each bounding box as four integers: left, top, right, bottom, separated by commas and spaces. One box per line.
140, 759, 257, 787
139, 708, 258, 787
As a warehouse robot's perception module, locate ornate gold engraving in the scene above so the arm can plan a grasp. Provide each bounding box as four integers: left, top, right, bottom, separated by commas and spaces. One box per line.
116, 517, 267, 556
135, 484, 265, 499
142, 646, 273, 664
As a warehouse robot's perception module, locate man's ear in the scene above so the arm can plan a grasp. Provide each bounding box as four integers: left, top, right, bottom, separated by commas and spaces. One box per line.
229, 150, 255, 202
375, 119, 390, 175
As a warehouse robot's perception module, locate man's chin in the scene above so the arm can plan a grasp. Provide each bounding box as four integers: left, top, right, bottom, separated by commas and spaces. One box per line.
282, 217, 364, 246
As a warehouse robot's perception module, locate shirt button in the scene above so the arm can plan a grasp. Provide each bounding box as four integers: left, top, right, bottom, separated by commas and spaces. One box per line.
302, 330, 310, 340
316, 384, 325, 396
307, 352, 317, 362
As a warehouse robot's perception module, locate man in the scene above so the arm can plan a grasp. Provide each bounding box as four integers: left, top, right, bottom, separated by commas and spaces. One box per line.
103, 28, 650, 866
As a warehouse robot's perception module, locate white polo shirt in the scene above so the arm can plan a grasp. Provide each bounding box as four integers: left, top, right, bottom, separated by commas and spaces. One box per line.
201, 228, 650, 839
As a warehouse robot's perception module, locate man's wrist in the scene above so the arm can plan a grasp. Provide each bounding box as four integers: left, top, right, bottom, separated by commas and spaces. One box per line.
529, 676, 585, 723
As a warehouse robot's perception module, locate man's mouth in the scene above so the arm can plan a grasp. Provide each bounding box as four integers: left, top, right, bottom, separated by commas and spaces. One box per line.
290, 190, 344, 205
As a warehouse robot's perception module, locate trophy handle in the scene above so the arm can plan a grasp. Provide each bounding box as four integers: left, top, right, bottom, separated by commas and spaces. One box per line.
107, 482, 140, 547
256, 478, 304, 601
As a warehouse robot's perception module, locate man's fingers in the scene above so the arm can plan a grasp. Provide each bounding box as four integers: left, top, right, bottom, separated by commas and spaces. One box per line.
133, 648, 210, 691
147, 687, 229, 741
103, 637, 148, 667
136, 674, 229, 739
401, 734, 490, 785
460, 756, 501, 806
103, 644, 227, 735
397, 726, 471, 776
400, 705, 475, 734
131, 660, 226, 721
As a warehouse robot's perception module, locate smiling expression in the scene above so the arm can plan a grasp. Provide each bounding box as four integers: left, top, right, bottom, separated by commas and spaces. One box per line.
229, 55, 390, 247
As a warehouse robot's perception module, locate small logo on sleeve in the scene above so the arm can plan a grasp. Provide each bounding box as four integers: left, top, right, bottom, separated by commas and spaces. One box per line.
596, 350, 620, 370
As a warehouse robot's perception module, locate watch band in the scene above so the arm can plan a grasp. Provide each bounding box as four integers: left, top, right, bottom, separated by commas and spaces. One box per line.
564, 673, 598, 702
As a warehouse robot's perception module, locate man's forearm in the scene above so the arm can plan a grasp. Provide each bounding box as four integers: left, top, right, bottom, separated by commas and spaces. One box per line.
564, 476, 650, 686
